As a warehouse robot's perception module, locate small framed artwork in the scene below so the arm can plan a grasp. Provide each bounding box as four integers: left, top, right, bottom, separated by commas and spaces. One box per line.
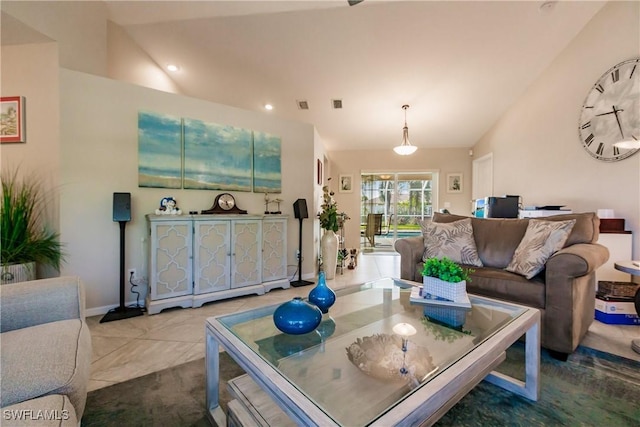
317, 159, 323, 185
446, 173, 463, 193
1, 96, 26, 143
339, 174, 353, 193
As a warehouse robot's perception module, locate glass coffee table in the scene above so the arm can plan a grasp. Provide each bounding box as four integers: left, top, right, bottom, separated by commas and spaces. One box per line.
206, 278, 540, 426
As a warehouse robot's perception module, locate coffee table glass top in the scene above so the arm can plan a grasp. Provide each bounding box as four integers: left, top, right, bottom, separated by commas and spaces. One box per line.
216, 278, 528, 426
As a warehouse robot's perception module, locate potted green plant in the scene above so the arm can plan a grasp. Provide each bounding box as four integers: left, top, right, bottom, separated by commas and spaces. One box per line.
1, 169, 65, 284
421, 257, 473, 301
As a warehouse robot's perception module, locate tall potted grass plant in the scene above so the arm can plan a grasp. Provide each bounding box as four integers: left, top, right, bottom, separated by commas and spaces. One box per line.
1, 169, 64, 284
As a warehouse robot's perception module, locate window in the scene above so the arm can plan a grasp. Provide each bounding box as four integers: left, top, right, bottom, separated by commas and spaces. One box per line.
361, 172, 436, 248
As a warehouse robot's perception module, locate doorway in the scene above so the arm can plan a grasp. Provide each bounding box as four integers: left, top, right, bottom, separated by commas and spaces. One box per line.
360, 172, 436, 251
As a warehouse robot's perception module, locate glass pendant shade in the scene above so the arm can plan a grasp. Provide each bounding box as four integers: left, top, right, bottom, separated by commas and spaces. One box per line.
394, 105, 417, 155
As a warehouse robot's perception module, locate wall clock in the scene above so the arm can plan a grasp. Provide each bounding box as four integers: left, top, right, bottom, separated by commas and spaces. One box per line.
579, 58, 640, 162
201, 193, 247, 214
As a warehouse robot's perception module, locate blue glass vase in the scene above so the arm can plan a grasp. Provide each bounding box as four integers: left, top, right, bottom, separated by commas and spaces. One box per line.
308, 271, 336, 314
273, 297, 322, 335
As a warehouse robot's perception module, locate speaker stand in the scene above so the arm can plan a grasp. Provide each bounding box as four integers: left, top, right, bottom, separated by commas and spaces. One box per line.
101, 221, 144, 323
290, 216, 314, 287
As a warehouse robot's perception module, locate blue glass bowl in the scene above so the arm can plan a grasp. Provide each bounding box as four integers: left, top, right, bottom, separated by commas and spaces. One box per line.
273, 297, 322, 335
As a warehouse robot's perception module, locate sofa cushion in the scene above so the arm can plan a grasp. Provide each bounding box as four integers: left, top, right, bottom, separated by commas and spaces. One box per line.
1, 394, 78, 426
433, 213, 527, 268
419, 218, 483, 267
0, 318, 89, 415
467, 267, 546, 309
538, 212, 599, 245
506, 219, 576, 279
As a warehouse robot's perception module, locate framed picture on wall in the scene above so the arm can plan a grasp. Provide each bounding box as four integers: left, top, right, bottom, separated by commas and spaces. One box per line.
446, 173, 463, 193
339, 174, 353, 193
1, 96, 26, 143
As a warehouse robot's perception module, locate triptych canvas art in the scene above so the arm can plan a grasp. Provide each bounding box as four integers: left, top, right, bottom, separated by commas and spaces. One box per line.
138, 111, 282, 193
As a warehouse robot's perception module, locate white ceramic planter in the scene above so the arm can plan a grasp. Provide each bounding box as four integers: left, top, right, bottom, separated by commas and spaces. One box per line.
422, 276, 466, 301
321, 230, 339, 280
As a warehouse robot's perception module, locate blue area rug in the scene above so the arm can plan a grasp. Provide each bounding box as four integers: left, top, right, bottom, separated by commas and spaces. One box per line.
438, 344, 639, 426
83, 344, 640, 426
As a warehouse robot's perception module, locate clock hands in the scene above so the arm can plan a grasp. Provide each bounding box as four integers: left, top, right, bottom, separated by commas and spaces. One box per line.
612, 107, 625, 138
595, 105, 626, 138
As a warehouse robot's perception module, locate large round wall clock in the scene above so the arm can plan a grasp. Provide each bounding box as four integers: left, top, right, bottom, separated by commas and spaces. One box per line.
579, 58, 640, 162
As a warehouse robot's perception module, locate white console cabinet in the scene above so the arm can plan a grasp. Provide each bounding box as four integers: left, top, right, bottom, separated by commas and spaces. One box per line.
147, 214, 288, 314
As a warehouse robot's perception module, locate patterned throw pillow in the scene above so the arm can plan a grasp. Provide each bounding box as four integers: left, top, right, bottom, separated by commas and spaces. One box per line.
420, 218, 483, 267
506, 219, 576, 279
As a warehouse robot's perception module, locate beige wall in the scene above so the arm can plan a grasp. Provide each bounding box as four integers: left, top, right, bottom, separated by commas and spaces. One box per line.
0, 42, 61, 278
1, 1, 108, 76
59, 70, 317, 313
107, 21, 183, 94
327, 148, 472, 248
473, 1, 640, 257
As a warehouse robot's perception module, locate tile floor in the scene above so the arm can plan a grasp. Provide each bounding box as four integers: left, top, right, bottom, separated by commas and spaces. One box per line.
87, 252, 640, 392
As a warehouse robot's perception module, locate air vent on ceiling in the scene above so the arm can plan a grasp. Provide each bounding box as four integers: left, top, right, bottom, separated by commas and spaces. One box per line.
297, 100, 309, 110
332, 99, 343, 109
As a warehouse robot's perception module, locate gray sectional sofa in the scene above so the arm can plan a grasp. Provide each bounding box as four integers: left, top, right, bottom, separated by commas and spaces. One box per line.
1, 276, 92, 425
394, 212, 609, 358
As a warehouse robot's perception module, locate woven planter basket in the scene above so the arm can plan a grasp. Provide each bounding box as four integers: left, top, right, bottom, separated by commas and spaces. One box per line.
422, 276, 466, 302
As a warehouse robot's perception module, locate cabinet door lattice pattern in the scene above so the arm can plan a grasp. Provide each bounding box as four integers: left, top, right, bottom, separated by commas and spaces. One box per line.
194, 221, 231, 294
231, 220, 262, 288
262, 219, 287, 282
153, 223, 192, 298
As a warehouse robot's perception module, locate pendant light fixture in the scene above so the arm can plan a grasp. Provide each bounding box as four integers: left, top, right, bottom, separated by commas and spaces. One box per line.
393, 104, 417, 155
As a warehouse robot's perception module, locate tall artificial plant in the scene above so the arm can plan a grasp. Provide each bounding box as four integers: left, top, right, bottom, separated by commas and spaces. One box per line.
1, 169, 65, 270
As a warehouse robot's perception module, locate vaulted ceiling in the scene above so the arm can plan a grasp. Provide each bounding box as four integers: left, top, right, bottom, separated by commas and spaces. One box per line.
46, 1, 618, 151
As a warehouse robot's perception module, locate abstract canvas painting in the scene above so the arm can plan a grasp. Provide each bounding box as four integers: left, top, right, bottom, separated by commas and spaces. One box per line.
183, 118, 252, 191
138, 111, 182, 188
253, 131, 282, 193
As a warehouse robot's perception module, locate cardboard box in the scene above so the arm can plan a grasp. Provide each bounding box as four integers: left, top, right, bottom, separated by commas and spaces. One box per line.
595, 295, 639, 325
595, 297, 637, 315
594, 311, 640, 325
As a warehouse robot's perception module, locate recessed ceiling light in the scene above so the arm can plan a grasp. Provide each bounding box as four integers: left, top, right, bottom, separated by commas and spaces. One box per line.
264, 104, 273, 110
166, 64, 180, 72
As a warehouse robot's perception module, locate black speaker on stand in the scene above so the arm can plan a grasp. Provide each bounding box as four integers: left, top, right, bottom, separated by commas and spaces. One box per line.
100, 192, 144, 323
290, 198, 314, 287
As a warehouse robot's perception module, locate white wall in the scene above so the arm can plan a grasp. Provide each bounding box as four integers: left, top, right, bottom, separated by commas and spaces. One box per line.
59, 70, 317, 313
473, 1, 640, 257
327, 148, 472, 248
